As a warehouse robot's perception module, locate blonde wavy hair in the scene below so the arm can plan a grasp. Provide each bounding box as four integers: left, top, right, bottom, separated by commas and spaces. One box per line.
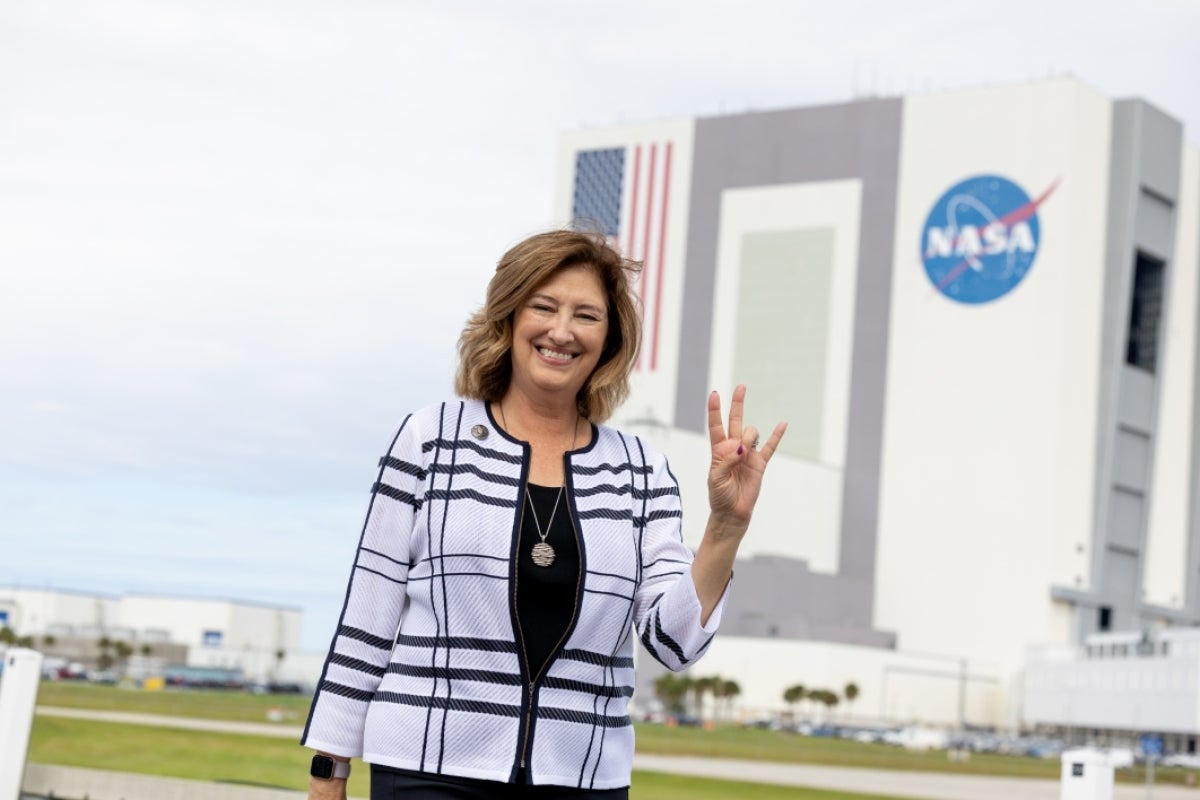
455, 228, 642, 423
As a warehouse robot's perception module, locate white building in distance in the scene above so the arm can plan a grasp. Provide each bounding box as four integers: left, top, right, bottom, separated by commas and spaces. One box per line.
0, 585, 309, 682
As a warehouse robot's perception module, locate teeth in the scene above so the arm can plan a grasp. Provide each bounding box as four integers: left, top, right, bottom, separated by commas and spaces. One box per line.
539, 347, 573, 361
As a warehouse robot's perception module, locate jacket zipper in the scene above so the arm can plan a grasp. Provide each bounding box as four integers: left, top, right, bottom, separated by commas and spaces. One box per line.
513, 472, 584, 777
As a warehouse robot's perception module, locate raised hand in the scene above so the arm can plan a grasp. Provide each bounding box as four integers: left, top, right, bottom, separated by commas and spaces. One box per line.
706, 385, 787, 526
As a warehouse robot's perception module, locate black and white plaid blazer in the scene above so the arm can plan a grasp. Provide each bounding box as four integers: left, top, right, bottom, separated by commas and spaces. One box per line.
302, 399, 726, 789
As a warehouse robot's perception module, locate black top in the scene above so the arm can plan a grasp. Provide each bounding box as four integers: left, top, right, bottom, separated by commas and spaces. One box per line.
516, 482, 581, 679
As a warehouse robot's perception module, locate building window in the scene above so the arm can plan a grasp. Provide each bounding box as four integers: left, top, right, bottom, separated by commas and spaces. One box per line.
1099, 606, 1112, 631
1126, 251, 1165, 373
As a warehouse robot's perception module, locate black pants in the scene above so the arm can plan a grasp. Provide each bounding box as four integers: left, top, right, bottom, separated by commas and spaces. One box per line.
370, 765, 629, 800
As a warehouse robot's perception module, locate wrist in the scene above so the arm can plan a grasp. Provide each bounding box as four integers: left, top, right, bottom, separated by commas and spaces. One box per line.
310, 753, 351, 780
705, 513, 748, 542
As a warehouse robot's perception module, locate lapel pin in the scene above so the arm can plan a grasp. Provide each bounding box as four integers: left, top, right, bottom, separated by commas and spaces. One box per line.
471, 424, 489, 440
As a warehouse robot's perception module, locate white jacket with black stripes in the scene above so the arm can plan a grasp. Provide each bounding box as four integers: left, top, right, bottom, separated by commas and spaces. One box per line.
301, 399, 728, 790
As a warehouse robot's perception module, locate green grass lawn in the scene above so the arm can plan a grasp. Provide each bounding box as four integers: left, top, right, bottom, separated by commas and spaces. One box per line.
32, 682, 1200, 789
29, 717, 922, 800
29, 717, 356, 794
635, 723, 1058, 778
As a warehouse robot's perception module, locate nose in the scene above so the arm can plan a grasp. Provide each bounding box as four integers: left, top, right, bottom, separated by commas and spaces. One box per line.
547, 311, 574, 344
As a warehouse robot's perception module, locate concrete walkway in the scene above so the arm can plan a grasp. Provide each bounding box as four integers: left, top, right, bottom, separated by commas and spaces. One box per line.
634, 753, 1199, 800
34, 706, 1200, 799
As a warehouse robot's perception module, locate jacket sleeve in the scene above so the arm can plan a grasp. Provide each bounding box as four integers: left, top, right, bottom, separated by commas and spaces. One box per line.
301, 414, 425, 756
631, 442, 729, 672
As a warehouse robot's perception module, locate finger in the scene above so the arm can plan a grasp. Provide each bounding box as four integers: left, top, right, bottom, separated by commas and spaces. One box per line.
757, 421, 789, 464
707, 390, 726, 448
741, 425, 760, 450
727, 384, 746, 441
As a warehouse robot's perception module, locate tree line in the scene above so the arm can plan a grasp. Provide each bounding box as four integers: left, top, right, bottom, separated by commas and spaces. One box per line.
1, 627, 155, 670
651, 671, 863, 722
783, 682, 859, 718
652, 673, 741, 720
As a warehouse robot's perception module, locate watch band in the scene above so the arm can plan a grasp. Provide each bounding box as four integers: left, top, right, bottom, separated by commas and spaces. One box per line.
310, 754, 351, 780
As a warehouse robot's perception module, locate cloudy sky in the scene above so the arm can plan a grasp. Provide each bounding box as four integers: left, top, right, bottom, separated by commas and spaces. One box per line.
2, 0, 1197, 651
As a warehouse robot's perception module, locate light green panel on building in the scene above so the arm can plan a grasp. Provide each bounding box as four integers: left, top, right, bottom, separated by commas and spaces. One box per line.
733, 228, 834, 462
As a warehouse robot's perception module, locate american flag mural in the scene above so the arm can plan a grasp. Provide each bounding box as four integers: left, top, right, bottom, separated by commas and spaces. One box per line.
572, 142, 675, 372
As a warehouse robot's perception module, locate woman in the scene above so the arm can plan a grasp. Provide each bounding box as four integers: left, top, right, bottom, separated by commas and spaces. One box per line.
302, 229, 786, 799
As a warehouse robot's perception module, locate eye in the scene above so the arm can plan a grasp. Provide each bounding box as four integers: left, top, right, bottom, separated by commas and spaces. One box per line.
531, 302, 555, 312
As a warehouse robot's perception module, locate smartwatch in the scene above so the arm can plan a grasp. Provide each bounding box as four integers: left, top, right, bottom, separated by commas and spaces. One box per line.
310, 754, 352, 780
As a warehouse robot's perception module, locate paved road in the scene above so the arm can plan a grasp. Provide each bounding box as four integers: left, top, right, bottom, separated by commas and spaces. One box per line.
36, 706, 1200, 799
633, 753, 1200, 800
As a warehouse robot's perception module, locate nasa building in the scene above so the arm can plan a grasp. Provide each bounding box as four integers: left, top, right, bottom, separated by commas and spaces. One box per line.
555, 77, 1200, 732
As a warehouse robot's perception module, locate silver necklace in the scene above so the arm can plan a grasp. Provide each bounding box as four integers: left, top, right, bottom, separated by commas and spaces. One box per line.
499, 400, 579, 568
526, 486, 564, 567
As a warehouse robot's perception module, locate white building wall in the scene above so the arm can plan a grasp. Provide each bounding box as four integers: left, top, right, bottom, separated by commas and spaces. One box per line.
875, 80, 1113, 673
224, 602, 302, 653
0, 587, 117, 635
119, 595, 234, 649
1144, 145, 1200, 609
1024, 629, 1200, 733
675, 636, 1001, 729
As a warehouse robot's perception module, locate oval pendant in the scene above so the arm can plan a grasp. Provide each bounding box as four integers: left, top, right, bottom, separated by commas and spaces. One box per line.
531, 542, 556, 567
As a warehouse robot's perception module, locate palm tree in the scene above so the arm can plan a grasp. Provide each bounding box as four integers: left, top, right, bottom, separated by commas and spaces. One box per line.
709, 679, 725, 720
720, 679, 741, 721
653, 673, 688, 715
692, 675, 718, 721
844, 682, 859, 720
97, 636, 114, 670
783, 684, 805, 720
676, 675, 696, 716
809, 689, 839, 721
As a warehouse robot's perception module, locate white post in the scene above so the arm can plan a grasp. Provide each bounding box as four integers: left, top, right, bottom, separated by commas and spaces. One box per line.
0, 648, 44, 800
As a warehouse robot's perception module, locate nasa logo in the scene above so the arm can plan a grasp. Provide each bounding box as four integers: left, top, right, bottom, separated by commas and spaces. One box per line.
920, 174, 1059, 304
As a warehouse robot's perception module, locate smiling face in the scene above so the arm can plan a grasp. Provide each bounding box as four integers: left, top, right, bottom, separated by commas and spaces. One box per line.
508, 264, 610, 410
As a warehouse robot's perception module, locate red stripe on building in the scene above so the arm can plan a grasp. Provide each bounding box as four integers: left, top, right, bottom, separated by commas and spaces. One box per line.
651, 142, 672, 372
637, 144, 658, 371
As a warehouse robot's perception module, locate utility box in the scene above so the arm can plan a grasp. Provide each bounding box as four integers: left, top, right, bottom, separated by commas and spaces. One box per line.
1060, 748, 1114, 800
0, 648, 44, 800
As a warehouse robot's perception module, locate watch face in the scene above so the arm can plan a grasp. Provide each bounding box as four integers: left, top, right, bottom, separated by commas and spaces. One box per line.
311, 755, 335, 779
